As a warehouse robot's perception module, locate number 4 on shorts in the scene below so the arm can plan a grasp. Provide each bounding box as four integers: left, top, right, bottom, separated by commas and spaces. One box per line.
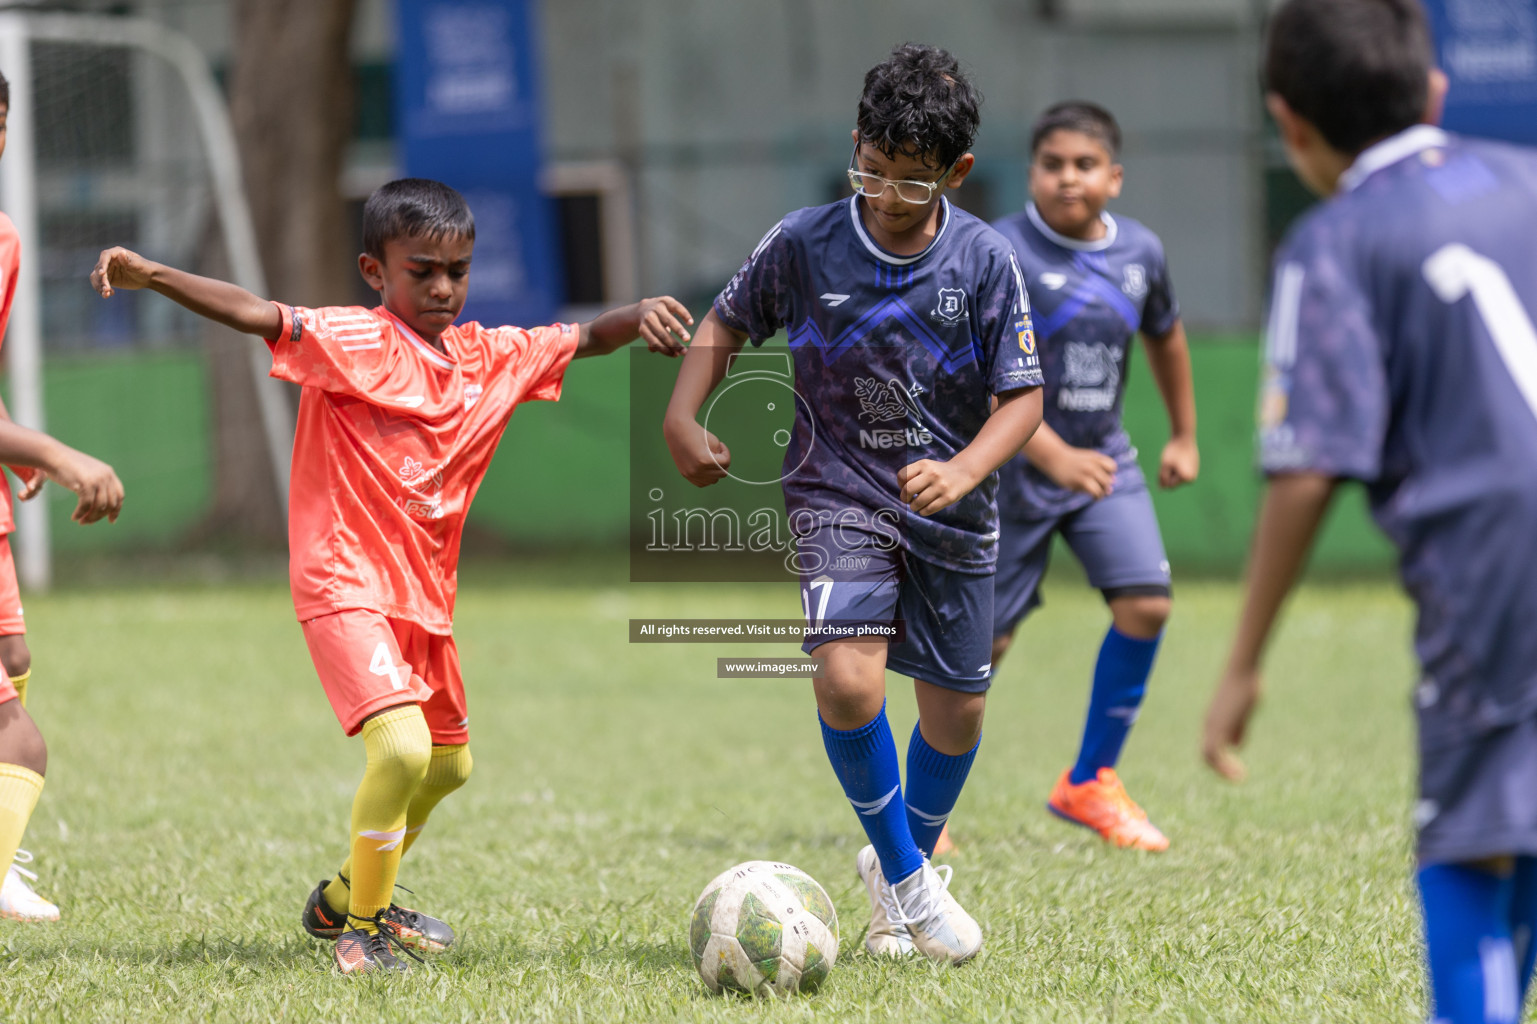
369, 641, 408, 691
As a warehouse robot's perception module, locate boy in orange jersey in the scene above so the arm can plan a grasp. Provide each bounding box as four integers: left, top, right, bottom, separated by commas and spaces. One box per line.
0, 67, 124, 924
91, 178, 691, 973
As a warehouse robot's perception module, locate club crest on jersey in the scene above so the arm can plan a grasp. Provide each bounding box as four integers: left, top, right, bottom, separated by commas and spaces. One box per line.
464, 383, 483, 409
1040, 272, 1067, 291
931, 287, 969, 325
1122, 264, 1148, 299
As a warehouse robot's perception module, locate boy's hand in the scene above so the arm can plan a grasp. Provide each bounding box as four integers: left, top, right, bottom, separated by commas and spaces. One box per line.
1039, 445, 1117, 499
1159, 435, 1200, 489
897, 459, 979, 516
11, 466, 42, 501
663, 416, 730, 487
91, 247, 158, 297
637, 297, 693, 357
44, 447, 124, 524
1202, 666, 1262, 782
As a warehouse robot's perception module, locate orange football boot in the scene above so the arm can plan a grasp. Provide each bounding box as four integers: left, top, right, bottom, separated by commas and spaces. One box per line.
1047, 767, 1169, 851
932, 823, 956, 858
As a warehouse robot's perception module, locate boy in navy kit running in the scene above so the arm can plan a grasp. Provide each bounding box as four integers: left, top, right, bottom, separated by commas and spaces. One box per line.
665, 44, 1042, 964
939, 102, 1197, 856
1202, 1, 1537, 1020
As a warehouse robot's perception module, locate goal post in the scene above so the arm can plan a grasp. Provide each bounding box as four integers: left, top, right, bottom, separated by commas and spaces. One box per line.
0, 10, 293, 589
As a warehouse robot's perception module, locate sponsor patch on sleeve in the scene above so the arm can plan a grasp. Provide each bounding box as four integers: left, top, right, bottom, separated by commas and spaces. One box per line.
1015, 317, 1036, 355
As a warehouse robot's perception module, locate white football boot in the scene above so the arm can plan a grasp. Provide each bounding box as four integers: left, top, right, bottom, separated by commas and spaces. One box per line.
855, 845, 916, 957
890, 857, 982, 964
1, 850, 60, 922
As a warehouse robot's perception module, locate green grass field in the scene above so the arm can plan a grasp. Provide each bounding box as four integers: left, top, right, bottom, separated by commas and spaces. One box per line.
0, 563, 1431, 1022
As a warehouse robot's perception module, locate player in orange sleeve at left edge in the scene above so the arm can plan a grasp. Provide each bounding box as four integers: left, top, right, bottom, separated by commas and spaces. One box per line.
91, 178, 691, 974
0, 66, 126, 926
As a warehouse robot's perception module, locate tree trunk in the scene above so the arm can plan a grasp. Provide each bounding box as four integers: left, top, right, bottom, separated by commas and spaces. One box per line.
198, 0, 358, 544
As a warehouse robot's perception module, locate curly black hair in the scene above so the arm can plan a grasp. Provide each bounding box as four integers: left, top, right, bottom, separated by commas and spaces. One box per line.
1031, 101, 1121, 159
857, 43, 981, 170
362, 178, 476, 259
1265, 0, 1432, 155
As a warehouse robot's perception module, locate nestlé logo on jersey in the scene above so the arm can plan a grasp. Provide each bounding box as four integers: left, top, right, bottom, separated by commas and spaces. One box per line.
930, 287, 969, 325
397, 456, 446, 520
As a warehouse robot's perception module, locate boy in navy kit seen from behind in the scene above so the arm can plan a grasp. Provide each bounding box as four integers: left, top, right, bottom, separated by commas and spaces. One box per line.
1202, 1, 1537, 1020
665, 43, 1042, 964
940, 102, 1197, 856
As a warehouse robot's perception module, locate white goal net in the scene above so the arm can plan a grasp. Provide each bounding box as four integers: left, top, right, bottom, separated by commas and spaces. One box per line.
0, 11, 290, 587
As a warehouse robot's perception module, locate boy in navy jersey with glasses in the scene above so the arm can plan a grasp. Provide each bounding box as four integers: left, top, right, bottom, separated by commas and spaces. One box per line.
666, 43, 1042, 964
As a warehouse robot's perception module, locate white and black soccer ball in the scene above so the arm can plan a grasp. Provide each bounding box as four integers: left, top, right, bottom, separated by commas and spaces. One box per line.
688, 860, 839, 997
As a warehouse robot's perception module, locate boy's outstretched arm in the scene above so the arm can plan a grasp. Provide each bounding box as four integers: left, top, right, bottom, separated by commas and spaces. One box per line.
576, 296, 693, 359
898, 385, 1043, 516
91, 247, 280, 338
0, 419, 123, 524
662, 309, 748, 487
1144, 320, 1199, 488
1202, 471, 1335, 781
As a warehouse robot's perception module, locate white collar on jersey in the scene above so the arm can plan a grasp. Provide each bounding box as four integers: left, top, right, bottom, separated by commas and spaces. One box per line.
1339, 124, 1451, 193
1025, 202, 1118, 252
847, 194, 953, 266
377, 306, 456, 370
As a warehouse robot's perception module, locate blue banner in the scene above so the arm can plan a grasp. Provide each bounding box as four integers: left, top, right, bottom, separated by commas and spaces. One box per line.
1424, 0, 1537, 146
394, 0, 562, 328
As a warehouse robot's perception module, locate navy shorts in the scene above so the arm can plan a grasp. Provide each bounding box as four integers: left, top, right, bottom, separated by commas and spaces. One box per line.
797, 537, 994, 693
993, 477, 1171, 639
1416, 709, 1537, 864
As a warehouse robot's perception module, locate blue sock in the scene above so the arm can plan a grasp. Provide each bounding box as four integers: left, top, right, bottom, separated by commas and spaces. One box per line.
1070, 626, 1161, 785
820, 704, 923, 885
904, 723, 978, 857
1510, 856, 1537, 1006
1418, 863, 1520, 1024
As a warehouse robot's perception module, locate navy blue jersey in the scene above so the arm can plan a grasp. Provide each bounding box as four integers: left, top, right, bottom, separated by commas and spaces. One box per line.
714, 196, 1042, 573
991, 204, 1180, 518
1260, 126, 1537, 743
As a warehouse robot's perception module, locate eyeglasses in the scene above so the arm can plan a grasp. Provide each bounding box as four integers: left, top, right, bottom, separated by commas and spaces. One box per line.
846, 144, 955, 205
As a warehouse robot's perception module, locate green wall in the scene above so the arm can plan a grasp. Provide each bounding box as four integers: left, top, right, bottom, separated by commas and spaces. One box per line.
1119, 337, 1395, 573
11, 351, 211, 552
25, 338, 1397, 574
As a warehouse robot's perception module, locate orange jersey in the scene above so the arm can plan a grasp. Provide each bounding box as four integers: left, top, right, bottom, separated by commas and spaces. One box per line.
267, 303, 578, 632
0, 213, 20, 534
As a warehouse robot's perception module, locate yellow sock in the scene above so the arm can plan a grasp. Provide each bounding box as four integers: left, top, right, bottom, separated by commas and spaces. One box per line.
402, 744, 473, 857
10, 670, 29, 709
330, 706, 430, 934
324, 743, 472, 912
0, 762, 43, 869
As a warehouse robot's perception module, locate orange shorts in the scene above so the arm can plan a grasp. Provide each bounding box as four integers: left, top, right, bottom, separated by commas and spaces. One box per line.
301, 609, 468, 744
0, 534, 26, 637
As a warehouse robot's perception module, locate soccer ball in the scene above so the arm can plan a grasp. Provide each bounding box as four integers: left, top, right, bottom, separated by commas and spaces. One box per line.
688, 860, 839, 997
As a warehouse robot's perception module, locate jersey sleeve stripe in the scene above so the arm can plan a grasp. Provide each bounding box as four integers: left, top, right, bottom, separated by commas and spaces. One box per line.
1265, 262, 1305, 369
1009, 251, 1030, 315
750, 222, 784, 261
